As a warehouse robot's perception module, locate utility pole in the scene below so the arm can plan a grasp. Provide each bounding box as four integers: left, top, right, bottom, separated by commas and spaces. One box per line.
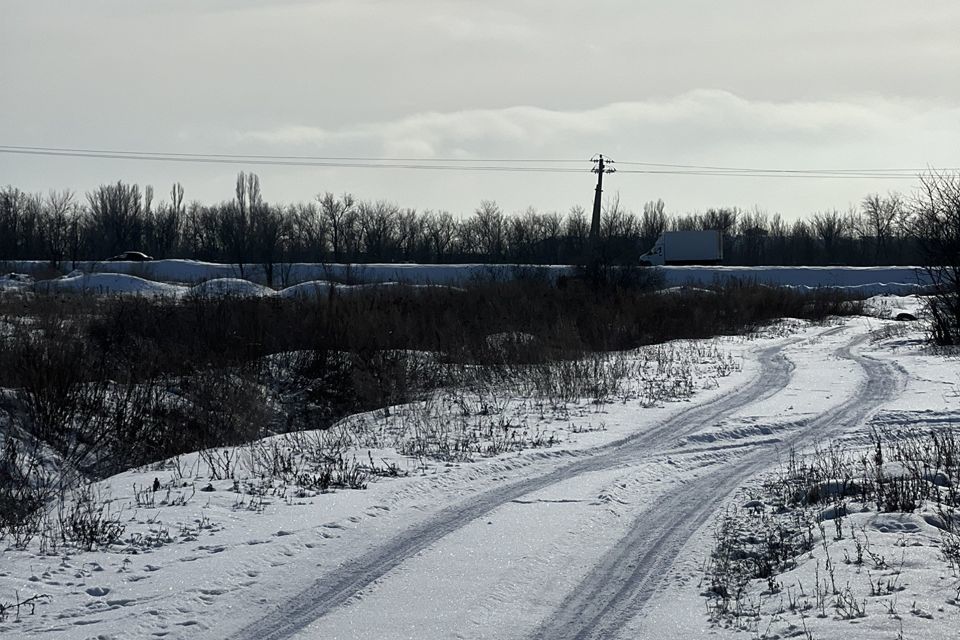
588, 154, 615, 268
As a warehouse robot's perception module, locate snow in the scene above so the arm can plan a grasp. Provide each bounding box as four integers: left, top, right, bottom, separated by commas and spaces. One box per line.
34, 271, 187, 297
276, 280, 336, 299
0, 272, 34, 292
2, 271, 465, 300
6, 260, 934, 294
659, 265, 932, 294
863, 293, 927, 320
187, 277, 276, 298
1, 318, 957, 639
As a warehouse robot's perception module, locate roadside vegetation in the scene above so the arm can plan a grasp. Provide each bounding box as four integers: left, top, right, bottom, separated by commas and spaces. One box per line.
910, 172, 960, 346
705, 425, 960, 626
0, 277, 862, 549
702, 315, 959, 638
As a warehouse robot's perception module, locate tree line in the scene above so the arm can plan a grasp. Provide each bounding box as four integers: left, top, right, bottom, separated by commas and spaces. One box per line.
0, 172, 930, 278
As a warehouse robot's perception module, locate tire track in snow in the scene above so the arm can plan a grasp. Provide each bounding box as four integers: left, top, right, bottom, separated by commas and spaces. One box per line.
529, 333, 906, 640
230, 333, 810, 640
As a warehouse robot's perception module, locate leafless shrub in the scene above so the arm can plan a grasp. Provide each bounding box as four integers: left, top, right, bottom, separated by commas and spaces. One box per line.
0, 279, 862, 540
907, 171, 960, 345
241, 430, 370, 493
0, 429, 56, 548
705, 425, 960, 627
55, 483, 125, 551
0, 592, 50, 623
199, 447, 241, 480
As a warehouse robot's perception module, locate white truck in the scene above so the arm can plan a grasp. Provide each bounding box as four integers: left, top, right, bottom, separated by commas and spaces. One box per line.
639, 230, 723, 265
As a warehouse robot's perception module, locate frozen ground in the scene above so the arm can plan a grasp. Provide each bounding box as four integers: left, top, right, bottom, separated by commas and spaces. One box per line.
2, 261, 933, 295
0, 316, 956, 639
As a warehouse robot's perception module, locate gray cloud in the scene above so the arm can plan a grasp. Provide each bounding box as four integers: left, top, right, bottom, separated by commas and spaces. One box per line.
2, 1, 958, 217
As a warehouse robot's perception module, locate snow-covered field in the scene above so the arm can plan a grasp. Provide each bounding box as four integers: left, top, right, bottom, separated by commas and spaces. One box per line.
1, 310, 956, 640
2, 260, 934, 296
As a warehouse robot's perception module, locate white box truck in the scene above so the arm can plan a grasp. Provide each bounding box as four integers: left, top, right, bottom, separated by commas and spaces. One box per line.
639, 230, 723, 265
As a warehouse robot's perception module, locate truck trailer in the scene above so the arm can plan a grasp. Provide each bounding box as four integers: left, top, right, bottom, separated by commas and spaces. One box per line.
639, 230, 723, 266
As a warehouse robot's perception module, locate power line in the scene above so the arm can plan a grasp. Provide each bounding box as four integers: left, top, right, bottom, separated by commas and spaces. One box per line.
0, 147, 584, 173
0, 144, 947, 179
617, 169, 919, 179
0, 144, 584, 165
614, 159, 951, 174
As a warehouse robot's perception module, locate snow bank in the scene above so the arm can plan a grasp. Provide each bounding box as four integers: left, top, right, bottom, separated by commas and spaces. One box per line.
35, 272, 186, 297
277, 280, 335, 299
7, 260, 542, 286
187, 278, 275, 298
0, 272, 34, 292
16, 272, 467, 300
863, 293, 927, 320
7, 261, 935, 296
658, 265, 932, 294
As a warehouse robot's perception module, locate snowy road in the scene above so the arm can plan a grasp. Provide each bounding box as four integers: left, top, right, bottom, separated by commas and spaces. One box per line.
3, 321, 926, 640
229, 328, 899, 640
529, 334, 905, 640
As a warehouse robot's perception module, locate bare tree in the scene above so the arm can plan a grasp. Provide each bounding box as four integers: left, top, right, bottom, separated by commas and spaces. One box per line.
183, 201, 220, 261
540, 211, 564, 263
253, 205, 289, 287
0, 188, 47, 260
736, 208, 769, 265
811, 210, 848, 263
0, 187, 26, 260
907, 171, 960, 344
600, 193, 625, 239
143, 185, 154, 217
424, 210, 457, 261
358, 200, 398, 261
671, 213, 699, 231
317, 192, 356, 262
395, 208, 423, 261
861, 192, 903, 261
146, 183, 184, 259
767, 213, 789, 265
473, 200, 506, 261
640, 199, 668, 250
42, 190, 77, 267
790, 218, 817, 265
564, 205, 589, 260
506, 207, 545, 262
290, 202, 326, 262
87, 181, 144, 256
702, 207, 739, 235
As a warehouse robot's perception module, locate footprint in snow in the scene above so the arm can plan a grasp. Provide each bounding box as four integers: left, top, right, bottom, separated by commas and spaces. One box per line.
107, 598, 137, 608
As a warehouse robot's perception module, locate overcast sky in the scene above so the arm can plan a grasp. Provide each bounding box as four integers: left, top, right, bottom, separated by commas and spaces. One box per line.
2, 1, 958, 218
